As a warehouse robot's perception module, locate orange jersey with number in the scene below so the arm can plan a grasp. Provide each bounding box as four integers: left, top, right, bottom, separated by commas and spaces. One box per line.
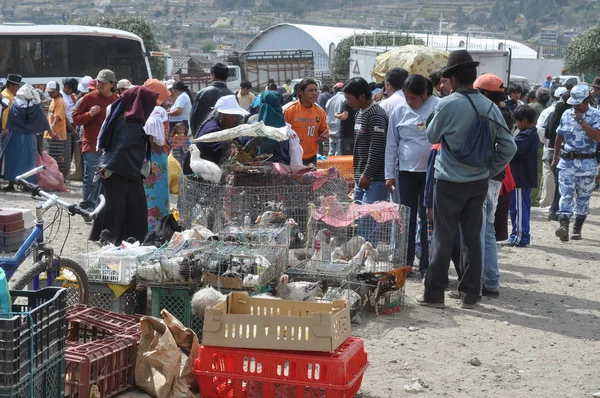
284, 101, 328, 159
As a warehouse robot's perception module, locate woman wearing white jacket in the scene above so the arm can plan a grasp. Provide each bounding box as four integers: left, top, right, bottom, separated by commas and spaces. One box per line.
384, 74, 439, 276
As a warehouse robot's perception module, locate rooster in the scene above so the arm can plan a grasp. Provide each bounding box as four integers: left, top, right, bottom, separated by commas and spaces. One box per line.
310, 229, 335, 262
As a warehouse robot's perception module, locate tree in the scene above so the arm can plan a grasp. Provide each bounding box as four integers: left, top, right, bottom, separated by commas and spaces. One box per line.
331, 33, 422, 77
202, 43, 216, 53
69, 15, 165, 78
564, 24, 600, 76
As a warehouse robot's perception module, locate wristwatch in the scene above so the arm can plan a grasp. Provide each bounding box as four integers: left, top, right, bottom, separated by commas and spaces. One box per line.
577, 118, 583, 125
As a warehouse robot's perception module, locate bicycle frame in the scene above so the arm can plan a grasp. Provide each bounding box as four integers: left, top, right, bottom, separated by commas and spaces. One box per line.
0, 207, 57, 288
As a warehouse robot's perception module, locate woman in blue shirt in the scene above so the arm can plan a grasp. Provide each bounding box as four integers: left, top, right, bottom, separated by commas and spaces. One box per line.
385, 74, 439, 276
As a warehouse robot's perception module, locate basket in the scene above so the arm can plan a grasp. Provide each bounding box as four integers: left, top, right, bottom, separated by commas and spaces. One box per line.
0, 288, 66, 387
149, 286, 204, 339
79, 246, 156, 285
0, 354, 64, 398
64, 335, 137, 398
193, 336, 368, 398
88, 282, 144, 316
202, 292, 351, 353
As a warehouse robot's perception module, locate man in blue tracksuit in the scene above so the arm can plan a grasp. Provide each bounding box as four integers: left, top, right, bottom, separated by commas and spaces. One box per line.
504, 105, 539, 247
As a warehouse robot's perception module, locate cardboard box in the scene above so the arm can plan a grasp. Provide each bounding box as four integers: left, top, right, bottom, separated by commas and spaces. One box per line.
202, 292, 351, 353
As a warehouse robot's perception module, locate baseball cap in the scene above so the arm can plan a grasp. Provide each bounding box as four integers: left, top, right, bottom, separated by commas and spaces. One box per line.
213, 95, 250, 116
117, 79, 133, 90
88, 79, 98, 91
553, 86, 568, 98
547, 75, 552, 79
334, 82, 344, 90
45, 81, 60, 93
474, 73, 505, 93
96, 69, 116, 84
567, 84, 590, 105
165, 79, 175, 90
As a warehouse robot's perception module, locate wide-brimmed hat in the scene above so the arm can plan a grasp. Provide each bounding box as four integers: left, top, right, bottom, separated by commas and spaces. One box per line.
442, 50, 480, 78
6, 74, 23, 86
214, 95, 250, 116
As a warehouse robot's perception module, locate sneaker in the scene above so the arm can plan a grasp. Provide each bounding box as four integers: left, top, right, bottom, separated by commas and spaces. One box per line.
447, 290, 461, 300
460, 301, 477, 309
416, 295, 445, 309
499, 239, 516, 247
481, 286, 500, 297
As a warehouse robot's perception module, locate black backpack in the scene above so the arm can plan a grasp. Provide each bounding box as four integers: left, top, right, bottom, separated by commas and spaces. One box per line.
442, 93, 508, 168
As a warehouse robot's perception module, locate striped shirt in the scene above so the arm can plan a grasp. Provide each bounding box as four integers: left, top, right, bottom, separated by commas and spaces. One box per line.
353, 102, 389, 181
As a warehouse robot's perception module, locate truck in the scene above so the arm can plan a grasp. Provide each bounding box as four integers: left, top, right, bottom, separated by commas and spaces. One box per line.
225, 49, 315, 93
349, 46, 511, 85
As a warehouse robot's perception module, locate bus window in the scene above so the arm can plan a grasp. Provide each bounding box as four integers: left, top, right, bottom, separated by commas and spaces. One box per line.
0, 39, 13, 74
42, 38, 68, 75
18, 38, 42, 74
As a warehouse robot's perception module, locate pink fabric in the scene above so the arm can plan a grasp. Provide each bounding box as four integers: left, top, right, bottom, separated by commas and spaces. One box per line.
270, 164, 341, 191
310, 196, 401, 227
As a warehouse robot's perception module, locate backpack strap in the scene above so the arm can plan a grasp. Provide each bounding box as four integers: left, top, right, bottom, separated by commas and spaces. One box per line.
458, 92, 479, 115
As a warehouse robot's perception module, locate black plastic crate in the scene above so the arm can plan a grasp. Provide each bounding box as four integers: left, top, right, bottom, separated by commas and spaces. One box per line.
0, 288, 66, 387
0, 353, 64, 398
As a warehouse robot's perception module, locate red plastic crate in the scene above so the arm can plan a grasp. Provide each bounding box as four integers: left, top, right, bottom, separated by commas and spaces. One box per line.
67, 304, 142, 341
64, 335, 137, 398
193, 337, 369, 398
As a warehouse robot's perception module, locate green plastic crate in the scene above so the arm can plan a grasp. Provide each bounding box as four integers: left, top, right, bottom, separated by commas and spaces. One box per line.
150, 286, 203, 340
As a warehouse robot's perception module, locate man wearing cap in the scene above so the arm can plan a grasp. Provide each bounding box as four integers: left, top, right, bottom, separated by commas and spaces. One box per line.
1, 74, 22, 133
543, 75, 552, 89
551, 84, 600, 241
73, 69, 118, 212
117, 79, 133, 96
536, 86, 569, 210
325, 82, 349, 156
189, 63, 234, 137
419, 50, 516, 309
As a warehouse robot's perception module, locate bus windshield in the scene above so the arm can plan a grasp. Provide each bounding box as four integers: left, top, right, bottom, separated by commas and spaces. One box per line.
0, 34, 150, 84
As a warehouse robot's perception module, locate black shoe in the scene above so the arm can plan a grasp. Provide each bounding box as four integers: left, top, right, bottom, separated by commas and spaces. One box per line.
482, 286, 500, 297
555, 216, 570, 242
548, 212, 558, 221
2, 185, 15, 192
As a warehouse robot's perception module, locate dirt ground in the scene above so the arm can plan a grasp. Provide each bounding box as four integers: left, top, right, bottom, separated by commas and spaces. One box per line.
2, 180, 600, 398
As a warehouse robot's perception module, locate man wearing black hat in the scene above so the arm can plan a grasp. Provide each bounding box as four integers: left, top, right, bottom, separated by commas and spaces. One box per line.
418, 50, 517, 309
1, 74, 23, 133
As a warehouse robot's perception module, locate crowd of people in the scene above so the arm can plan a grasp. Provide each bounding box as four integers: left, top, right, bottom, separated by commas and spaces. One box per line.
2, 51, 599, 309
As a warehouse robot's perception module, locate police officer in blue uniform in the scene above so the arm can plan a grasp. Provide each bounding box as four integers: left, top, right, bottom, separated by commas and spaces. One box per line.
551, 84, 600, 241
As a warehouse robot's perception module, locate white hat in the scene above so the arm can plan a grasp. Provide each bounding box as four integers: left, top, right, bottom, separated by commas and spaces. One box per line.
165, 79, 175, 90
117, 79, 133, 90
554, 86, 568, 98
45, 80, 60, 92
214, 95, 250, 116
79, 76, 93, 93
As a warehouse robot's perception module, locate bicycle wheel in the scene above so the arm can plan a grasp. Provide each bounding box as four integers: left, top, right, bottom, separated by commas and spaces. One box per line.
9, 257, 90, 306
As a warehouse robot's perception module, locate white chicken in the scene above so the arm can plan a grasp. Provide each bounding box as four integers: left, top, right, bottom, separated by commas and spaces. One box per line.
323, 287, 363, 321
341, 236, 366, 259
276, 274, 324, 301
189, 145, 222, 183
191, 286, 226, 318
351, 242, 380, 272
242, 274, 259, 289
330, 247, 348, 263
255, 211, 288, 225
310, 229, 336, 262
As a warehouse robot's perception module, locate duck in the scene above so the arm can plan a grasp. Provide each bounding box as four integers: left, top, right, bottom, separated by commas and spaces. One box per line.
188, 145, 222, 183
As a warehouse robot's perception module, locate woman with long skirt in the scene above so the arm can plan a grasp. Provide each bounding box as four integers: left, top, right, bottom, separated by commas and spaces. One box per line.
143, 79, 172, 232
90, 86, 158, 245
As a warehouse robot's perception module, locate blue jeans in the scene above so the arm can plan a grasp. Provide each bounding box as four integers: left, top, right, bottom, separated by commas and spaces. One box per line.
328, 136, 341, 156
81, 151, 101, 211
397, 172, 428, 273
481, 180, 502, 289
354, 180, 388, 245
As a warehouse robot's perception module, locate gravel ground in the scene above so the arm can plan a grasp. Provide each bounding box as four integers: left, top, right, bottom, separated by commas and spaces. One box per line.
2, 180, 600, 398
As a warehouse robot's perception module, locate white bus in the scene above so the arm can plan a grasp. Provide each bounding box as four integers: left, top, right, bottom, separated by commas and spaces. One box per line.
0, 24, 171, 88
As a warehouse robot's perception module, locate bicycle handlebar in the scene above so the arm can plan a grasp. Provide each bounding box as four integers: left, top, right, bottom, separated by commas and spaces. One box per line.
14, 167, 106, 220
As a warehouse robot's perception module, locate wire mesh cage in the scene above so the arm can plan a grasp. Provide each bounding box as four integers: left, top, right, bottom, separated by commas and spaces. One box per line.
304, 197, 410, 272
218, 223, 292, 248
138, 241, 286, 292
178, 173, 350, 248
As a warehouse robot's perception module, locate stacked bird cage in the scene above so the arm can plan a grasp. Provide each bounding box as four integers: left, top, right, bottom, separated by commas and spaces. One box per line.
138, 241, 286, 293
286, 197, 410, 297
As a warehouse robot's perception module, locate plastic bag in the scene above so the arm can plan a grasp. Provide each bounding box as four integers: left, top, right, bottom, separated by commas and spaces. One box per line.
135, 310, 200, 398
287, 124, 304, 166
36, 151, 67, 192
168, 153, 182, 194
